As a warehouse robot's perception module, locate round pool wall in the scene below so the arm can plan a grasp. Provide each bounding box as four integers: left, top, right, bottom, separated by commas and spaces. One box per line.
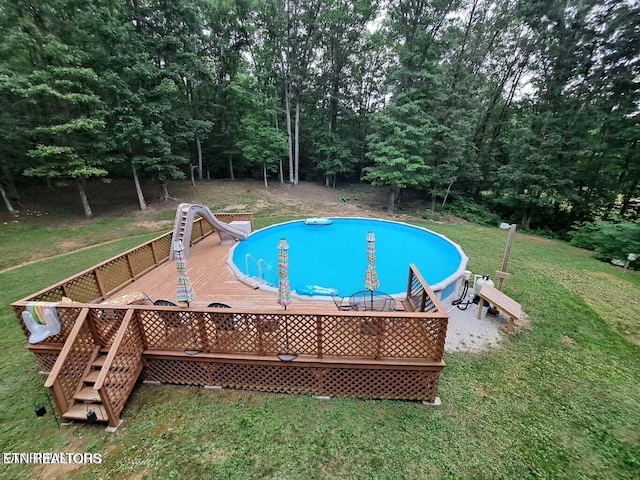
228, 218, 468, 304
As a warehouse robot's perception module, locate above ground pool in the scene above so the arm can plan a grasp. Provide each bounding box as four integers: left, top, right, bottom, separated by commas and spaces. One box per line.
229, 218, 468, 301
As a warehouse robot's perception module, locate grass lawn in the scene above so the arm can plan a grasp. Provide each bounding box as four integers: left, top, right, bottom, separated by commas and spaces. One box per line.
1, 202, 639, 479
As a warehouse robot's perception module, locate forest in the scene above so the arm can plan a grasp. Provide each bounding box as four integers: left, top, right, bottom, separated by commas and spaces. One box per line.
1, 0, 638, 250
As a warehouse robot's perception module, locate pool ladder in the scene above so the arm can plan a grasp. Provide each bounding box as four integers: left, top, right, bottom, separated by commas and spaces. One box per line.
244, 254, 278, 286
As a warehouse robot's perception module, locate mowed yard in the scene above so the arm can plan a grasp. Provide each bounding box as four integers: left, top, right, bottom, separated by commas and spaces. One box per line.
1, 180, 639, 479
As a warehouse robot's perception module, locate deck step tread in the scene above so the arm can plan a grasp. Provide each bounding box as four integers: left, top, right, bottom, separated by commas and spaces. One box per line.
83, 371, 100, 383
63, 404, 108, 422
74, 387, 100, 402
92, 356, 107, 367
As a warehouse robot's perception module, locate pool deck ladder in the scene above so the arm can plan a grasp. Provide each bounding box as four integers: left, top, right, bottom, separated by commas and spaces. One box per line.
242, 254, 278, 288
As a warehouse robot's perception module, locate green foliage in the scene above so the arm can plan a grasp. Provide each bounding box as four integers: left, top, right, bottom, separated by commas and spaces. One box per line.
232, 75, 287, 183
570, 220, 640, 266
21, 66, 109, 187
363, 103, 434, 190
0, 0, 638, 238
445, 199, 502, 227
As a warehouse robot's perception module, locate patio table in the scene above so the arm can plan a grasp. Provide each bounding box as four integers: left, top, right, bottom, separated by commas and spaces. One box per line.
349, 290, 396, 312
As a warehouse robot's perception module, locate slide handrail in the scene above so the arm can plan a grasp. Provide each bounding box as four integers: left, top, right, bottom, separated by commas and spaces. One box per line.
170, 204, 250, 259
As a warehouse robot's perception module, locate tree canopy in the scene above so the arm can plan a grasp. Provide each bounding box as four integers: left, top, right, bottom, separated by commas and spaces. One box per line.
0, 0, 637, 233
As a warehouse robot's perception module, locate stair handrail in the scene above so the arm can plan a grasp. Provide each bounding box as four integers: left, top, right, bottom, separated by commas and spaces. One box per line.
245, 253, 261, 278
94, 309, 135, 391
44, 308, 90, 389
257, 258, 277, 284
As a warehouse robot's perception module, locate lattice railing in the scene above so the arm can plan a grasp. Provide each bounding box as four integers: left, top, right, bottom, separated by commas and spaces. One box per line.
17, 245, 450, 408
405, 264, 445, 313
12, 213, 252, 344
95, 310, 145, 425
137, 307, 447, 362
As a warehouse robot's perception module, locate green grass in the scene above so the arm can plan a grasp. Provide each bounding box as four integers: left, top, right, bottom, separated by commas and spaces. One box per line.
1, 214, 639, 479
0, 217, 171, 272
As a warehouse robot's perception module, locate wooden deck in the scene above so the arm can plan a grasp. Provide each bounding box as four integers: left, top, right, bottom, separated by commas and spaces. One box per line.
111, 233, 335, 313
14, 223, 451, 420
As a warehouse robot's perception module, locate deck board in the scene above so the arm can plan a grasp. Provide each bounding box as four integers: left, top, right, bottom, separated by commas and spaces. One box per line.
113, 233, 335, 313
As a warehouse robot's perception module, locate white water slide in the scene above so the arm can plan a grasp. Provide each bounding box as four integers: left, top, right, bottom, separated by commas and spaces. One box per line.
169, 203, 249, 259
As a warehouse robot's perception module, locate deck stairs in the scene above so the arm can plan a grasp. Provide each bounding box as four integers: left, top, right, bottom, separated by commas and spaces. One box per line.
63, 347, 111, 423
46, 309, 145, 428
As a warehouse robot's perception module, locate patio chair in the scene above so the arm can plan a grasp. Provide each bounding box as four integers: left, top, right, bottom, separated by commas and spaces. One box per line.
207, 302, 234, 330
154, 299, 177, 307
331, 293, 351, 311
153, 299, 185, 328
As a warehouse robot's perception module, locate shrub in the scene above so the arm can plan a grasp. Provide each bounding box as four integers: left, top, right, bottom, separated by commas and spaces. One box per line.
570, 220, 640, 268
445, 200, 502, 227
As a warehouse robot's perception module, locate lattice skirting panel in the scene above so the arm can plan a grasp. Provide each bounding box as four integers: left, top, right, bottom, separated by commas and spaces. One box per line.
142, 357, 444, 402
32, 351, 60, 373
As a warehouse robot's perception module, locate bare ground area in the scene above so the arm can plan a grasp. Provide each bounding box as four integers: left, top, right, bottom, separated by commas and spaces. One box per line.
1, 178, 454, 225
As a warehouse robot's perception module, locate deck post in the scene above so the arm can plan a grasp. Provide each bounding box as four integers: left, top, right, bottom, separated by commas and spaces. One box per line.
50, 381, 68, 416
375, 319, 383, 360
256, 317, 264, 355
86, 311, 103, 346
195, 312, 209, 353
150, 241, 159, 266
94, 270, 105, 298
317, 316, 323, 358
97, 389, 119, 427
125, 253, 134, 280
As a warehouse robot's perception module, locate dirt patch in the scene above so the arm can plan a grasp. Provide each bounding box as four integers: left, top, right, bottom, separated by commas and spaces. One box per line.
58, 240, 83, 251
31, 436, 89, 480
130, 220, 173, 231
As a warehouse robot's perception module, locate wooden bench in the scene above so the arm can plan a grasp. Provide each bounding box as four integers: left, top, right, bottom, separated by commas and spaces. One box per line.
477, 284, 522, 333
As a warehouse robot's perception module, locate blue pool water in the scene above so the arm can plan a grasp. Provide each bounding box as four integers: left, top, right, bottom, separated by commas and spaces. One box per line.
229, 218, 468, 298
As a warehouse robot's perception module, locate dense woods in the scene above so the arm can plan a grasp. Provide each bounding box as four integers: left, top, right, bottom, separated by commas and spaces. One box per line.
1, 1, 638, 241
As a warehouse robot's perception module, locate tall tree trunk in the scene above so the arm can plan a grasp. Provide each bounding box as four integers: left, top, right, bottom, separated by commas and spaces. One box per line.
228, 153, 235, 180
196, 137, 203, 181
275, 116, 284, 184
161, 182, 175, 202
294, 99, 300, 185
450, 0, 479, 91
389, 188, 399, 213
132, 163, 147, 210
332, 175, 336, 188
0, 163, 20, 204
442, 179, 455, 208
76, 177, 93, 219
620, 176, 639, 215
0, 184, 18, 215
284, 86, 294, 183
263, 163, 268, 189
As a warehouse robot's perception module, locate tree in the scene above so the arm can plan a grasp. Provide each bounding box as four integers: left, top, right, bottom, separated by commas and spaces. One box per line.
22, 67, 108, 219
363, 101, 434, 212
234, 75, 287, 188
